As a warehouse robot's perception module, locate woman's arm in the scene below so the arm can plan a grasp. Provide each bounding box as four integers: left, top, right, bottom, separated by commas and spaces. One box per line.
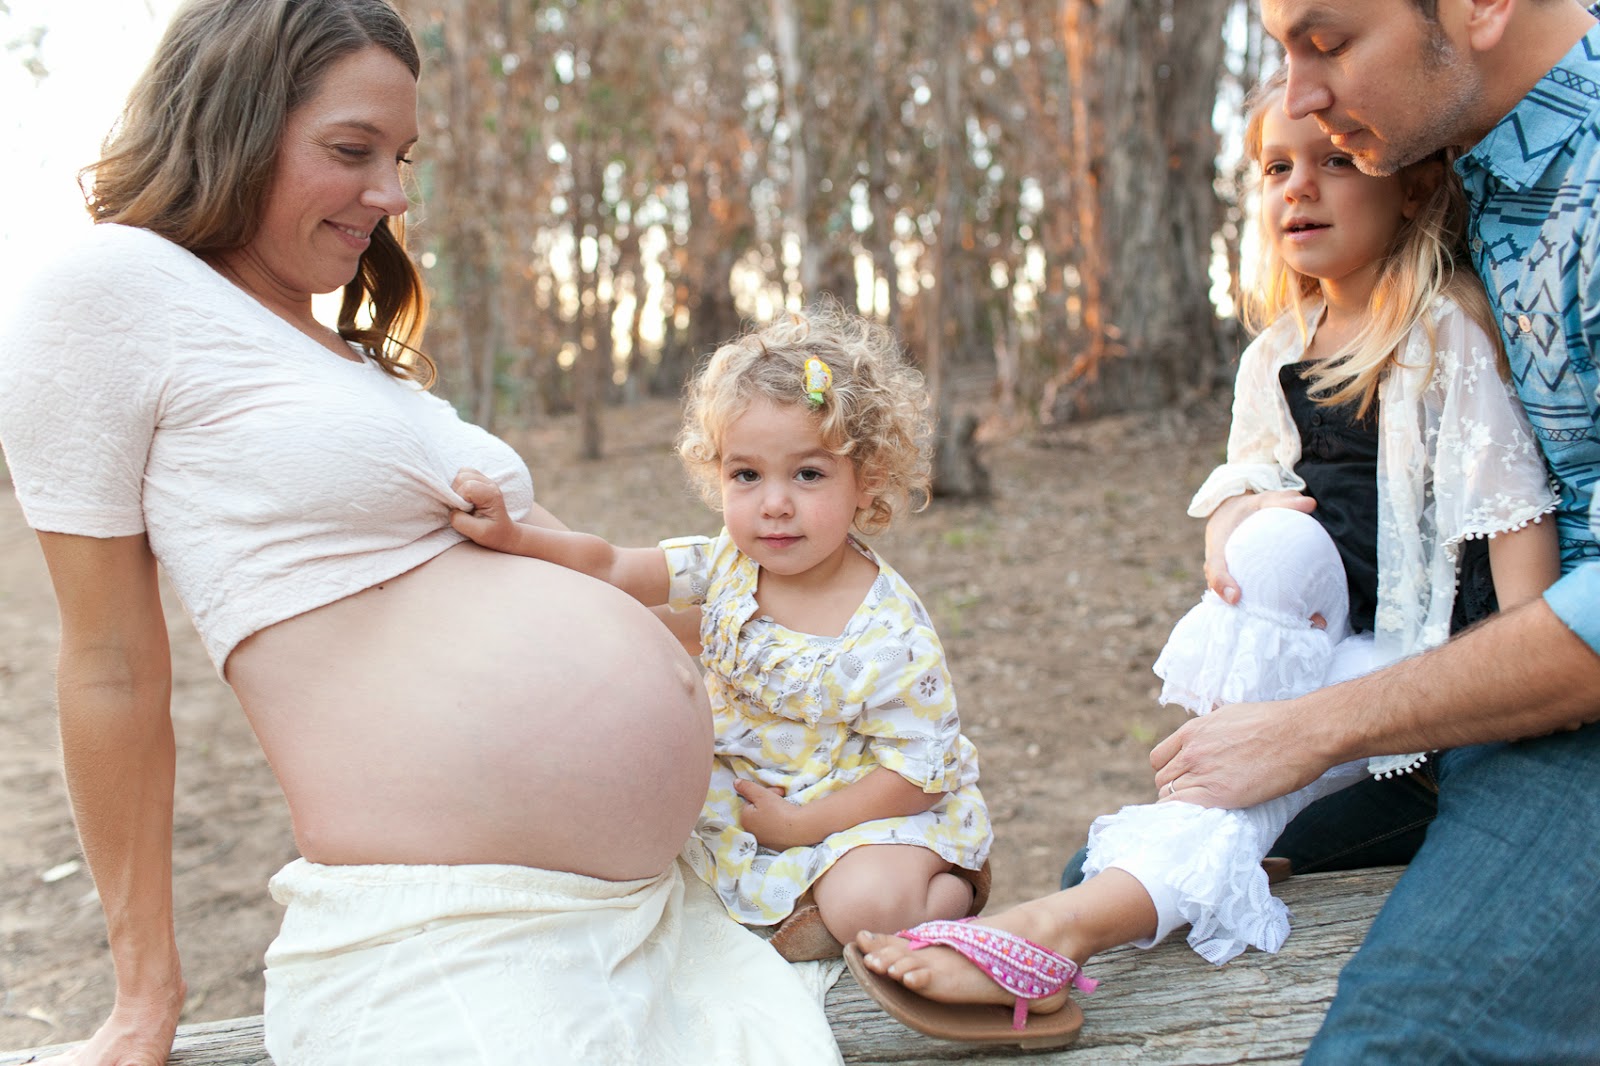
451, 468, 668, 606
35, 531, 186, 1066
734, 769, 940, 851
1487, 520, 1562, 610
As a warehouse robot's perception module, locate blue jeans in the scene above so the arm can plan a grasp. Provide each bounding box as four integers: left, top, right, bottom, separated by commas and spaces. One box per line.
1057, 768, 1439, 890
1306, 723, 1600, 1064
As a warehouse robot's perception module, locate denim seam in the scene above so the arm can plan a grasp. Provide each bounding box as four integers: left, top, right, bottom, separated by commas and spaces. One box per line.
1292, 816, 1435, 874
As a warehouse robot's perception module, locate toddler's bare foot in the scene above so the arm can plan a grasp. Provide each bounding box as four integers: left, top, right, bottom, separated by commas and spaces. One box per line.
853, 921, 1072, 1018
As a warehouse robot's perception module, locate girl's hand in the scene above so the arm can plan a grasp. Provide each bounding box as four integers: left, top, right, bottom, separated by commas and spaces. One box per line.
734, 779, 819, 850
450, 468, 519, 553
1204, 490, 1317, 604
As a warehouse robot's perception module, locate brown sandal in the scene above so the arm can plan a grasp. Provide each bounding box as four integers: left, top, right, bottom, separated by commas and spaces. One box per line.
769, 903, 843, 962
843, 929, 1087, 1049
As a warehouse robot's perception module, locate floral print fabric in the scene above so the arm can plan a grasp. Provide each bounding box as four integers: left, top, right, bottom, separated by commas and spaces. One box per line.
662, 531, 991, 925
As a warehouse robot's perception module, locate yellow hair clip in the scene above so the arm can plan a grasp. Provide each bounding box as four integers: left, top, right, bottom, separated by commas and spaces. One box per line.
804, 357, 833, 408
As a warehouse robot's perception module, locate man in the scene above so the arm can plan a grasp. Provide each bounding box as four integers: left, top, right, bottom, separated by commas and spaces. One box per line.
1156, 0, 1600, 1060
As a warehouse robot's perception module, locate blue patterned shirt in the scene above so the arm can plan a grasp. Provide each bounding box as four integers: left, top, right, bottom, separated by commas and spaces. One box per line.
1457, 17, 1600, 653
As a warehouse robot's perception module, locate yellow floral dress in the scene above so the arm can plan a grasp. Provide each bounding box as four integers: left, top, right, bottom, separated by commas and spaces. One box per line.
662, 530, 992, 926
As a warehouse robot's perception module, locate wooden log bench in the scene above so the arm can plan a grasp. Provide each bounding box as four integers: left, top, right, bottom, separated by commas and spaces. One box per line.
0, 867, 1398, 1066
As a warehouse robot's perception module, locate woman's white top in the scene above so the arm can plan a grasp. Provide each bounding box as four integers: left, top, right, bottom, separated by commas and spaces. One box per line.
1193, 296, 1555, 661
0, 224, 532, 673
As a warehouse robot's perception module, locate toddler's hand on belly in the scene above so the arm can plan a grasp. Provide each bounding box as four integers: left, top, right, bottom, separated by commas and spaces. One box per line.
451, 467, 520, 553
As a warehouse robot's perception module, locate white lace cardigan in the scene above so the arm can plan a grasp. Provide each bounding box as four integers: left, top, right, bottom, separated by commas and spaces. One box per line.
1191, 297, 1557, 775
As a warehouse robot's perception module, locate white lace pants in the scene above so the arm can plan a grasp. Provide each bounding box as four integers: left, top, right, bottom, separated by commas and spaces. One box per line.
1084, 508, 1384, 965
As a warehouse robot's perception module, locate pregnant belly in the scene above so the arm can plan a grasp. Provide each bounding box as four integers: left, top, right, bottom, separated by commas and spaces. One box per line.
228, 543, 712, 879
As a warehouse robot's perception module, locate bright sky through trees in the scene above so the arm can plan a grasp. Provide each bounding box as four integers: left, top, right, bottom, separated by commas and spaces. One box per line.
0, 1, 178, 291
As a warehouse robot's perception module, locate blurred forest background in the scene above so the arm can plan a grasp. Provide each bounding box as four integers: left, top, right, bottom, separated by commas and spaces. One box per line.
390, 0, 1274, 457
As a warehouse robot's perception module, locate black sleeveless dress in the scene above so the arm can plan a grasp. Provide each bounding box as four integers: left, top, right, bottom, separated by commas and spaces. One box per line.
1280, 363, 1496, 637
1280, 363, 1381, 634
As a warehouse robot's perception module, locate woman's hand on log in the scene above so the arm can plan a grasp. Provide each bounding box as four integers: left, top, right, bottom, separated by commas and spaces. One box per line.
40, 980, 186, 1066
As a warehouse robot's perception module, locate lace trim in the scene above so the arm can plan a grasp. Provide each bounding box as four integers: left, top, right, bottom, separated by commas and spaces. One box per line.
1367, 750, 1430, 778
1449, 503, 1558, 544
1087, 801, 1288, 966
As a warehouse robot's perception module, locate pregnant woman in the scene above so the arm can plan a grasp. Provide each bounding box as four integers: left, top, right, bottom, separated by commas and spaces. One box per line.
0, 2, 837, 1064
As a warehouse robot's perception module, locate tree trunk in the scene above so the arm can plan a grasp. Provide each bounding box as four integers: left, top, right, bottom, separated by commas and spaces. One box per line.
573, 140, 606, 461
770, 0, 820, 300
1044, 0, 1233, 424
862, 0, 901, 333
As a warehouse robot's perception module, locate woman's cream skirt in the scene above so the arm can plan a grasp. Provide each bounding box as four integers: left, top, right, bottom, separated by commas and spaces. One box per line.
263, 853, 842, 1066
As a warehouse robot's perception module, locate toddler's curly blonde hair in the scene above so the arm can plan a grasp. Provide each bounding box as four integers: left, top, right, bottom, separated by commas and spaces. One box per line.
677, 300, 932, 535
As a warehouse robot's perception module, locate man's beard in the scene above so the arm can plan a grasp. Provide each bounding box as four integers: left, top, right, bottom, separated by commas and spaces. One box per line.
1352, 24, 1480, 177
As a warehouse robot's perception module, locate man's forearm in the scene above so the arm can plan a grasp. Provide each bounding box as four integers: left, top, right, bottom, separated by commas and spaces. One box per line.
1306, 597, 1600, 764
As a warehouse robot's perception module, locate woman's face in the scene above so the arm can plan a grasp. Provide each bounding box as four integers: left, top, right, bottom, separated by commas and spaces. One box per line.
223, 45, 419, 316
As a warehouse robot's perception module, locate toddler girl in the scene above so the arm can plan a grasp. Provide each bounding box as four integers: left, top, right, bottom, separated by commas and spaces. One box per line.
452, 303, 992, 963
847, 70, 1558, 1049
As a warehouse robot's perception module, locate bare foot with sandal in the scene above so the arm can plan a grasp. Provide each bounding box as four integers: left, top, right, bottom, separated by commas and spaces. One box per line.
845, 868, 1155, 1047
845, 856, 1298, 1046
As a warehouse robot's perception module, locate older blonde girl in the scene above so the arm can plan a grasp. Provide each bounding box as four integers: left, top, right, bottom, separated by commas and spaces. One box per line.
845, 68, 1558, 1050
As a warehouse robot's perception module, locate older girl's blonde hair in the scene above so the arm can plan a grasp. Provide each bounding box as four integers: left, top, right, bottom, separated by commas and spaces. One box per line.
1239, 67, 1503, 417
82, 0, 432, 384
678, 300, 932, 535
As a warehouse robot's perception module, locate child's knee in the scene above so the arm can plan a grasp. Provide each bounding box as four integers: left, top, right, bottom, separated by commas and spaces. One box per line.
1224, 508, 1347, 626
818, 879, 932, 939
1227, 506, 1327, 557
820, 883, 899, 935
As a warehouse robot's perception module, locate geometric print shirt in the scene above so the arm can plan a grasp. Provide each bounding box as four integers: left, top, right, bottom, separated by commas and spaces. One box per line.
1456, 12, 1600, 653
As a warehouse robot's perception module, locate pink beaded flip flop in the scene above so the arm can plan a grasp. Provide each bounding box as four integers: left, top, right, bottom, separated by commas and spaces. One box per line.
843, 919, 1096, 1049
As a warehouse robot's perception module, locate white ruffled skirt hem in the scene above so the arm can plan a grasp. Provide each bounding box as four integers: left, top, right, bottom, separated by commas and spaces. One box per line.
1153, 592, 1335, 714
1082, 761, 1370, 966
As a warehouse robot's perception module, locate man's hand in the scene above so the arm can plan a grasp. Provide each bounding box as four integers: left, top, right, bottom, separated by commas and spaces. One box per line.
1151, 699, 1330, 809
734, 779, 819, 851
1205, 490, 1317, 603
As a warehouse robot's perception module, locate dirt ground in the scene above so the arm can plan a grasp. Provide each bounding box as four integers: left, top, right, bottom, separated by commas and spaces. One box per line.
0, 390, 1231, 1052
